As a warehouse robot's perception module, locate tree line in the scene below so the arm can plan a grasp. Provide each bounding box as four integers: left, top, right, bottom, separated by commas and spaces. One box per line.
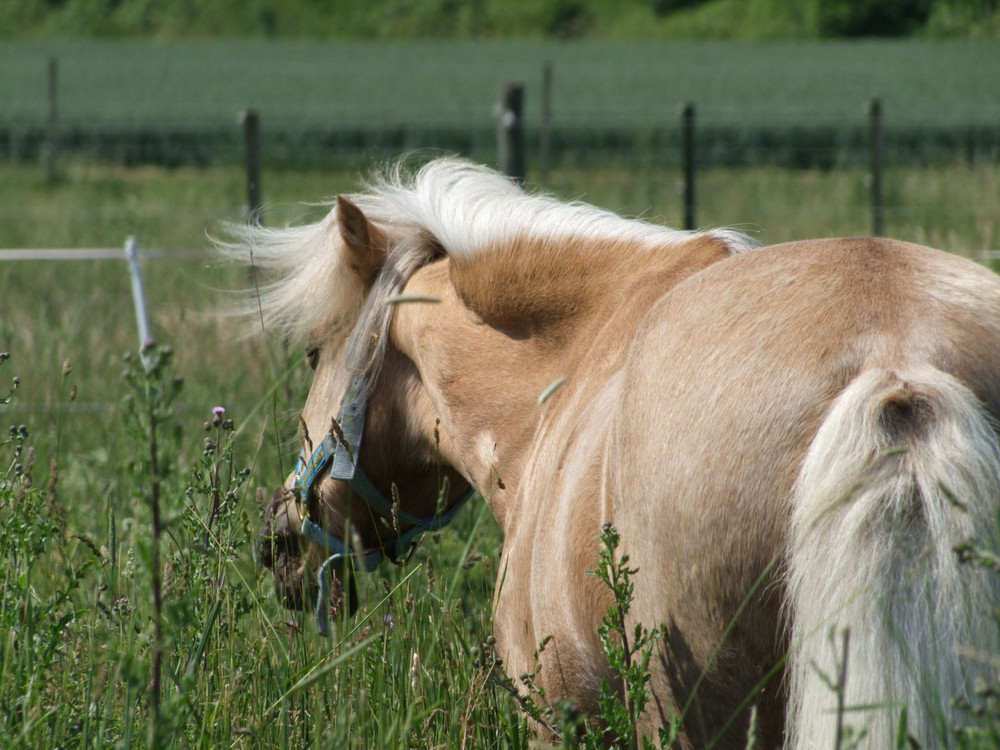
3, 0, 998, 40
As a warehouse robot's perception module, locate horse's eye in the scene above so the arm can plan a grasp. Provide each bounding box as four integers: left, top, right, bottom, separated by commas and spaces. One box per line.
305, 347, 320, 370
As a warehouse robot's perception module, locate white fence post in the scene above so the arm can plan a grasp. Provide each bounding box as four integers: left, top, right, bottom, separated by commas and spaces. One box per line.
124, 236, 154, 364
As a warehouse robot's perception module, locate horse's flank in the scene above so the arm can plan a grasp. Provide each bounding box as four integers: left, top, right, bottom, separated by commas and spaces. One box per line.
402, 231, 1000, 746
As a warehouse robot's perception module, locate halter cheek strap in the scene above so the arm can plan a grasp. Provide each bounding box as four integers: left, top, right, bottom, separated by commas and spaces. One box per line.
292, 376, 475, 636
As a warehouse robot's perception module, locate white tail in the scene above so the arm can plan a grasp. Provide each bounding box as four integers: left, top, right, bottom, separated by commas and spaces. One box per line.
787, 367, 1000, 749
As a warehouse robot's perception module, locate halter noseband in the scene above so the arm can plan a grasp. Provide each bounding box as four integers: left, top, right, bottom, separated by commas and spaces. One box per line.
292, 376, 474, 635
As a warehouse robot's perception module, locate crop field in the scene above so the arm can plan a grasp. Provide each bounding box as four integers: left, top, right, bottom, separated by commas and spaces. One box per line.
2, 39, 1000, 167
2, 154, 1000, 746
3, 38, 999, 127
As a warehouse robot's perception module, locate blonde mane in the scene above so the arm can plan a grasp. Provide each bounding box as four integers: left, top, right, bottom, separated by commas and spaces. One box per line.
223, 157, 758, 389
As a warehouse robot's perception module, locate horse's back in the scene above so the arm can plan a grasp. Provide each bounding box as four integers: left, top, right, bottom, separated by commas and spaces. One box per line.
610, 237, 1000, 747
618, 237, 1000, 500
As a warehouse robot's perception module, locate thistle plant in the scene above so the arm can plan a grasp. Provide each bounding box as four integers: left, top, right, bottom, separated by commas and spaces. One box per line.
117, 340, 266, 746
120, 342, 183, 747
187, 405, 252, 554
181, 404, 254, 649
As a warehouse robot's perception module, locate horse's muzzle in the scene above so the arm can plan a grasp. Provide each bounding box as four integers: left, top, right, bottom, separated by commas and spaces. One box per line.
258, 487, 315, 610
258, 486, 359, 619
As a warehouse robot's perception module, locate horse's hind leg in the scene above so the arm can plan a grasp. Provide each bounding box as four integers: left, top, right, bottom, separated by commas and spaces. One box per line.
641, 618, 786, 749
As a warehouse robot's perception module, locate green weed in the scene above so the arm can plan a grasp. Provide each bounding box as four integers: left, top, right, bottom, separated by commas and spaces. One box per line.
585, 522, 672, 750
487, 523, 677, 748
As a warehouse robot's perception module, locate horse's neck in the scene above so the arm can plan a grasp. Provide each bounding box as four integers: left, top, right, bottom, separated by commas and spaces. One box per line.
391, 235, 735, 528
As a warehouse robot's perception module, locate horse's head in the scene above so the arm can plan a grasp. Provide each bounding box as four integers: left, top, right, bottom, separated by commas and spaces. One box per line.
254, 193, 473, 628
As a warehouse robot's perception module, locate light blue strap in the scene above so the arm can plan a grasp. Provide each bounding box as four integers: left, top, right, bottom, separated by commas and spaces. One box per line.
356, 475, 477, 533
303, 490, 474, 636
329, 377, 366, 482
308, 517, 384, 636
293, 433, 337, 506
301, 516, 351, 557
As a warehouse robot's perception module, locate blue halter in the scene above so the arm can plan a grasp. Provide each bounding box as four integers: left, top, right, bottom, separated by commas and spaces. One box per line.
292, 376, 475, 635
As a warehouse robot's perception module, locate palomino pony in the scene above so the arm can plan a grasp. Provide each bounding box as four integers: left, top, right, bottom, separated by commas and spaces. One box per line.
234, 158, 1000, 748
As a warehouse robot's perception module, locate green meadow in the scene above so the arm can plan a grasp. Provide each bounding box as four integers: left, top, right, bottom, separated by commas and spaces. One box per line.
1, 152, 999, 743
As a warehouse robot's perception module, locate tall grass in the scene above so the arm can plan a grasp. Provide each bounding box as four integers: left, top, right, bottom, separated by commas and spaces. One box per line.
0, 344, 521, 747
0, 157, 998, 746
0, 158, 526, 748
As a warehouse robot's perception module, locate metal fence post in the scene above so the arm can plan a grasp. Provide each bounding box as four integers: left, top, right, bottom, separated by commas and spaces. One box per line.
240, 109, 263, 223
868, 98, 884, 236
681, 103, 696, 231
124, 236, 154, 366
497, 81, 526, 184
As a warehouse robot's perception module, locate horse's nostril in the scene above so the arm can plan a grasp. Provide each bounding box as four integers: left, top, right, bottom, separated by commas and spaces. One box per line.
257, 532, 295, 570
274, 550, 315, 611
258, 485, 305, 569
257, 536, 274, 569
257, 522, 314, 610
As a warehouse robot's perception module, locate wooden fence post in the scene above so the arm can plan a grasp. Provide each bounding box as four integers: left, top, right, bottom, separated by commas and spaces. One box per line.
46, 57, 58, 185
868, 98, 884, 236
239, 109, 263, 223
540, 62, 552, 183
497, 81, 526, 184
681, 102, 696, 231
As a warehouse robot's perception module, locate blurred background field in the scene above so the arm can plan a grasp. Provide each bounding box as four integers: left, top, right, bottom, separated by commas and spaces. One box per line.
2, 1, 1000, 745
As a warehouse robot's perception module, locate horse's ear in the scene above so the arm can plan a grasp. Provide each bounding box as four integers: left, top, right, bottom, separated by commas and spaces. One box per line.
336, 195, 387, 282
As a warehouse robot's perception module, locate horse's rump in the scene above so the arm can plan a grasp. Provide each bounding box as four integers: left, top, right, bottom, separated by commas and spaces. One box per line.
609, 237, 1000, 746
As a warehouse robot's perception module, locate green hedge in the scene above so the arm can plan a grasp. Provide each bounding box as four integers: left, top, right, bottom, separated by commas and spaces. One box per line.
3, 120, 998, 169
